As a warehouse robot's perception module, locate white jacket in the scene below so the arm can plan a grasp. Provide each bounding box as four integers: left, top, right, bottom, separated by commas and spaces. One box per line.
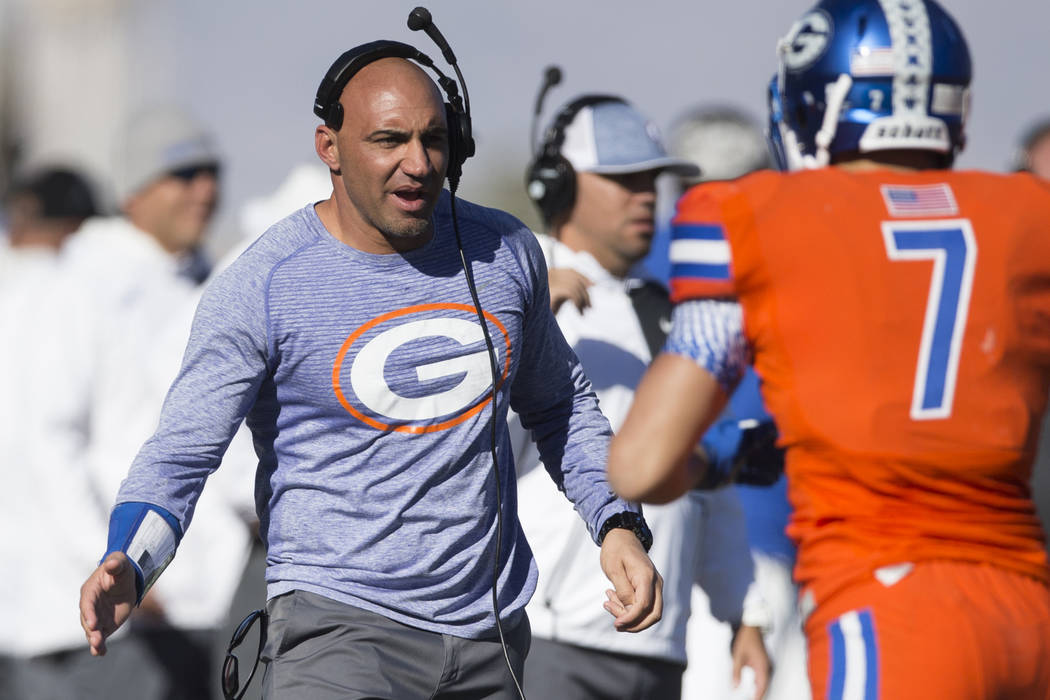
0, 242, 111, 655
41, 219, 254, 642
511, 236, 764, 665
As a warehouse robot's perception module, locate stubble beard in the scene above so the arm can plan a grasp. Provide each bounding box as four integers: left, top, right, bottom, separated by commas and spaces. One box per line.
382, 213, 432, 240
379, 196, 439, 240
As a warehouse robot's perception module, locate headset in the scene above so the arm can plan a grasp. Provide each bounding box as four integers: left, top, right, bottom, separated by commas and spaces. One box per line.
312, 9, 475, 191
525, 79, 627, 226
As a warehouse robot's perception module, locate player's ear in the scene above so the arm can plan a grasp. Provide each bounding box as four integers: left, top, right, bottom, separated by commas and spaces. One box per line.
315, 126, 340, 174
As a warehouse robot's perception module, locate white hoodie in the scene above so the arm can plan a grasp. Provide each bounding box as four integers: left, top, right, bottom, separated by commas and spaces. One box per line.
511, 235, 766, 665
6, 218, 256, 655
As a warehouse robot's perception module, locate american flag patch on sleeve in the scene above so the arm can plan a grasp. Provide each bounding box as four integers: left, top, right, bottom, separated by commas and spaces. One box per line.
880, 183, 959, 217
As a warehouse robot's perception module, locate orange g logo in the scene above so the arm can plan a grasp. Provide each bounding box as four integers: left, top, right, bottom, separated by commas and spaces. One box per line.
332, 303, 511, 434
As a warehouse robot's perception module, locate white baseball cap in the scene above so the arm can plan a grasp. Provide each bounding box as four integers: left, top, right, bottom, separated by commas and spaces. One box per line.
114, 106, 220, 203
560, 100, 700, 177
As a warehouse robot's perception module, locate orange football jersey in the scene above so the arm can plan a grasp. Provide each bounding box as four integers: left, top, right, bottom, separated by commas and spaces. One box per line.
670, 168, 1050, 605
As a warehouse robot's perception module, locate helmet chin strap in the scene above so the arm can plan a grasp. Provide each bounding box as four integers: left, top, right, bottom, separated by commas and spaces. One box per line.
780, 122, 806, 172
783, 73, 854, 171
812, 74, 853, 167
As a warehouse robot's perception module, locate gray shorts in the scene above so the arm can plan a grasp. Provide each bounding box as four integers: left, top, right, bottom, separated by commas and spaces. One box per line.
524, 637, 684, 700
260, 590, 530, 700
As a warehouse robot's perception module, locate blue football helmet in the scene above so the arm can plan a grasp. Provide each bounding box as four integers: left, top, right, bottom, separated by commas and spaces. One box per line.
769, 0, 972, 170
766, 76, 790, 172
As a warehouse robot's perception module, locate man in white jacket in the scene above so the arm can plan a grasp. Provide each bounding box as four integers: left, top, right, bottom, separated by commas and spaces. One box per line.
0, 167, 104, 697
514, 94, 771, 700
25, 108, 254, 699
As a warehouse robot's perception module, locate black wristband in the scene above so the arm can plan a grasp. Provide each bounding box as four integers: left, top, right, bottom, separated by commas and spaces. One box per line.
597, 511, 653, 552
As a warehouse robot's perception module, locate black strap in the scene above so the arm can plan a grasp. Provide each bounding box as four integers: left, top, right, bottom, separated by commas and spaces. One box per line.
627, 280, 673, 360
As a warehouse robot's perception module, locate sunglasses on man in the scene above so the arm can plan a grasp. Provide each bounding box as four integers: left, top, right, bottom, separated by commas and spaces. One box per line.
221, 608, 267, 700
169, 163, 221, 182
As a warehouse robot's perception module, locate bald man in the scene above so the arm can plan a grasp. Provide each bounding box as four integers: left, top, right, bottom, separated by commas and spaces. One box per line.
79, 52, 660, 700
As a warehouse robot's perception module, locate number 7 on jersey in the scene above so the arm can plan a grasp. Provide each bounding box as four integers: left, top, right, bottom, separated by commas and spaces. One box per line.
882, 219, 977, 421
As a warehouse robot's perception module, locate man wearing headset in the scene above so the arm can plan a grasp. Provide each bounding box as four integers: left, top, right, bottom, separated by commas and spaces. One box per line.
79, 45, 661, 700
514, 94, 771, 700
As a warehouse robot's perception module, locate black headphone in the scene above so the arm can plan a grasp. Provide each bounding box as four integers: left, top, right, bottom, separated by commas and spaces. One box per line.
314, 34, 475, 189
525, 93, 627, 225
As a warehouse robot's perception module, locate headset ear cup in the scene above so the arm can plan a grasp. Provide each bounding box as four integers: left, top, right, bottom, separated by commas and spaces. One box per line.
445, 103, 464, 182
547, 155, 576, 223
527, 94, 624, 226
526, 152, 575, 225
326, 103, 344, 131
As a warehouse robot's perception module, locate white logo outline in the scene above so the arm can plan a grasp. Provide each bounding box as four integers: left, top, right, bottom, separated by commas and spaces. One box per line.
781, 10, 833, 72
349, 317, 498, 422
332, 304, 511, 434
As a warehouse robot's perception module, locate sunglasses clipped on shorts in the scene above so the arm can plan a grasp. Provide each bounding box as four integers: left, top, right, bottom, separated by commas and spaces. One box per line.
222, 608, 267, 700
169, 163, 221, 182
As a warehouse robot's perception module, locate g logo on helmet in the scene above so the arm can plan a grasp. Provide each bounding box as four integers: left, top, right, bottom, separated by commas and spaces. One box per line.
780, 10, 832, 72
332, 303, 511, 434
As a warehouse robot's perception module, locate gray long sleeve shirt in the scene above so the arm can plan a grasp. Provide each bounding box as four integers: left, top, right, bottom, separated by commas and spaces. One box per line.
116, 192, 634, 638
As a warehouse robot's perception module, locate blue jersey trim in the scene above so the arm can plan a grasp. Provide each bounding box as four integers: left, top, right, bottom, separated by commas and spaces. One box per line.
671, 262, 732, 280
829, 617, 847, 699
860, 610, 880, 700
827, 608, 880, 700
672, 223, 726, 241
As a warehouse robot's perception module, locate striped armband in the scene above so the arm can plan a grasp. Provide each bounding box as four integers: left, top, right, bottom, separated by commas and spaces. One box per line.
102, 502, 183, 605
668, 221, 735, 301
663, 299, 748, 392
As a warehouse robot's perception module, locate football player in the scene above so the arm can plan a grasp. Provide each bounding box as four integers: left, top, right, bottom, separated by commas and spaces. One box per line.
608, 1, 1050, 697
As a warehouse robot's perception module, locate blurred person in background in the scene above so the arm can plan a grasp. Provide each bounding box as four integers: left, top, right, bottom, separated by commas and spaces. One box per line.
1014, 117, 1050, 181
513, 90, 771, 700
237, 162, 332, 246
44, 106, 256, 699
0, 167, 98, 251
208, 161, 334, 281
1015, 116, 1050, 560
663, 106, 811, 700
610, 0, 1050, 697
0, 166, 102, 699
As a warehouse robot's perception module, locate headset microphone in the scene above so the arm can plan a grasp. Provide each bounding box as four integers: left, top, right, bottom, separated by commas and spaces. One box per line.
530, 65, 562, 153
408, 7, 456, 65
407, 6, 475, 178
